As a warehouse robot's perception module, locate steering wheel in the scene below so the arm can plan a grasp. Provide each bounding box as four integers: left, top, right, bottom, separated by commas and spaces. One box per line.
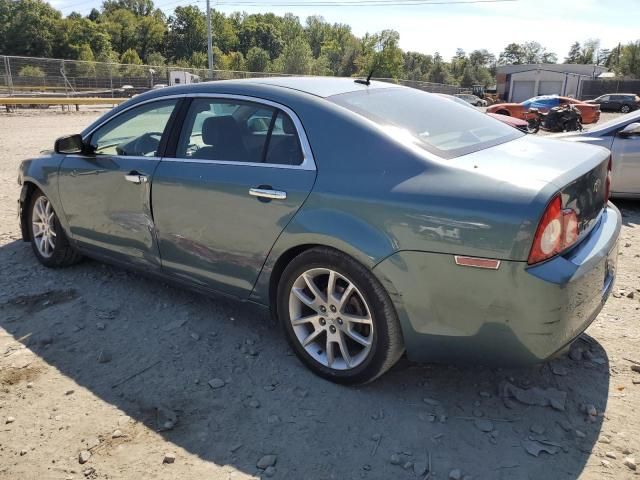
116, 132, 163, 156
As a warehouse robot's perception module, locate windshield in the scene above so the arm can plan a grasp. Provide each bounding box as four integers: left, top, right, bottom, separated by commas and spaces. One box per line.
329, 87, 522, 159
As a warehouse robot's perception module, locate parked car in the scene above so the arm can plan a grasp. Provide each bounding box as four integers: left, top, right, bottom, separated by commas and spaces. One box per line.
487, 95, 601, 124
18, 78, 621, 384
554, 109, 640, 198
442, 94, 528, 132
586, 93, 640, 113
454, 93, 487, 107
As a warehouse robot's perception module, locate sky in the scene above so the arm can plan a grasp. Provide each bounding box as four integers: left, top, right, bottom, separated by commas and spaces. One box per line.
52, 0, 640, 61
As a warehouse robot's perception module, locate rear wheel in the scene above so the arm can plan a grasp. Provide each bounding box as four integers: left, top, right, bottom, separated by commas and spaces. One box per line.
28, 191, 82, 268
277, 247, 404, 384
621, 105, 631, 113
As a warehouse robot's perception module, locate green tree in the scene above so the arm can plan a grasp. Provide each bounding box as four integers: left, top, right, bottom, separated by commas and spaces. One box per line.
619, 41, 640, 78
226, 51, 246, 71
280, 13, 304, 44
279, 36, 313, 74
1, 0, 61, 57
565, 42, 582, 63
18, 65, 45, 77
403, 52, 432, 81
120, 47, 144, 76
76, 43, 96, 76
427, 52, 452, 84
211, 9, 239, 53
238, 18, 283, 59
137, 12, 167, 61
102, 8, 138, 55
166, 5, 206, 62
305, 15, 328, 58
498, 43, 526, 65
54, 16, 112, 60
246, 47, 270, 72
146, 51, 166, 66
102, 0, 154, 16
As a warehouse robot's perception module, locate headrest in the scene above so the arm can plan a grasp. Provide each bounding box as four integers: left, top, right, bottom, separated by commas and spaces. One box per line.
202, 116, 240, 145
281, 114, 297, 135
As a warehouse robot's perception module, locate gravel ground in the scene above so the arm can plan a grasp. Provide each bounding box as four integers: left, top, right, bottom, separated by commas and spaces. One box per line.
1, 109, 639, 480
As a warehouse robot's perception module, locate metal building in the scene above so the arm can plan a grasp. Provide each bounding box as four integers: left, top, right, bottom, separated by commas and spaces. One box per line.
496, 64, 608, 102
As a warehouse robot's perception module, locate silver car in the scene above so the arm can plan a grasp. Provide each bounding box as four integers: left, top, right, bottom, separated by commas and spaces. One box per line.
557, 111, 640, 198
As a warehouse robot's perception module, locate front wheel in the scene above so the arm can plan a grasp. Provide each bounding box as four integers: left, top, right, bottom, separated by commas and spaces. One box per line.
621, 105, 631, 113
28, 191, 82, 268
277, 247, 404, 384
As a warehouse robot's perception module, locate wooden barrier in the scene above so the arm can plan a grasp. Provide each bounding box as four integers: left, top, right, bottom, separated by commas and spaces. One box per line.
0, 97, 127, 105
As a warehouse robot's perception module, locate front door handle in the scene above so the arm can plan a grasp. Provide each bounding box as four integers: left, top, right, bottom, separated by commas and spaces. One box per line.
249, 188, 287, 200
124, 172, 148, 184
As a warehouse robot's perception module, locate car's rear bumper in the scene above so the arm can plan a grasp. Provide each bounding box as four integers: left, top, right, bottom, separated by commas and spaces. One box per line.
373, 205, 621, 366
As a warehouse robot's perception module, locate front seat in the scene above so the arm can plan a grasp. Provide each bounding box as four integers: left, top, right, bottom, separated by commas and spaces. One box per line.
193, 115, 249, 162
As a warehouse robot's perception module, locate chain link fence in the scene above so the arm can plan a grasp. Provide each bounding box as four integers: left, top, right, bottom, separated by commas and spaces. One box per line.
0, 55, 463, 98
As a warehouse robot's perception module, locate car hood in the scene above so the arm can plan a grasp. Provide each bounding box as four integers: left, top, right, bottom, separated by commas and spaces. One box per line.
448, 134, 610, 188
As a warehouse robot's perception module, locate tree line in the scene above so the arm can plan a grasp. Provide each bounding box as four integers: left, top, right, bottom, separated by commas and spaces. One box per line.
1, 0, 639, 84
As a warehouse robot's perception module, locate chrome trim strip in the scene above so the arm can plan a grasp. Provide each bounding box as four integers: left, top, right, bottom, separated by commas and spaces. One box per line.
65, 154, 161, 161
161, 157, 310, 170
249, 188, 287, 200
454, 255, 501, 270
81, 92, 316, 171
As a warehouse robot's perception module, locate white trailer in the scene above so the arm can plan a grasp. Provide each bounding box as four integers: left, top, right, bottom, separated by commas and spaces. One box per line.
169, 71, 201, 86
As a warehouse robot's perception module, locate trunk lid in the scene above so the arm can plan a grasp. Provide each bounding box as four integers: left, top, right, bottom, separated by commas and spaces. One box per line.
449, 134, 610, 247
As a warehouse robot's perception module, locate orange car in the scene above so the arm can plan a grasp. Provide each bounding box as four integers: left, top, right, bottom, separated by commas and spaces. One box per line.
487, 95, 601, 124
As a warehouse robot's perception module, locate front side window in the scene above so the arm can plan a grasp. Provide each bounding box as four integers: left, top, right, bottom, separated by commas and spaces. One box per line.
329, 87, 522, 159
89, 100, 177, 156
176, 98, 304, 165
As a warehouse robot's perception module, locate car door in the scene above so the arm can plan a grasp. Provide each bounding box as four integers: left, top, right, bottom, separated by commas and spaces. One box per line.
597, 95, 611, 110
610, 122, 640, 195
152, 95, 316, 298
57, 98, 180, 268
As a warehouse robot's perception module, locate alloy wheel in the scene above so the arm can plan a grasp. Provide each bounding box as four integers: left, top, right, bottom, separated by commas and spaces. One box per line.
288, 268, 374, 370
32, 196, 56, 258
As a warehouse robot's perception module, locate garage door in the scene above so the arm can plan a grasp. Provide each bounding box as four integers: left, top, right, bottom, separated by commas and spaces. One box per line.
511, 81, 536, 102
539, 81, 563, 96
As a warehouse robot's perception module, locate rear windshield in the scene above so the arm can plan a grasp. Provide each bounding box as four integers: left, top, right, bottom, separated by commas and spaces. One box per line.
329, 87, 522, 159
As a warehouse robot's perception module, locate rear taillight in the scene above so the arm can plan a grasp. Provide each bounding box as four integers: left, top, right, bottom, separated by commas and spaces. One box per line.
604, 156, 612, 203
528, 195, 581, 265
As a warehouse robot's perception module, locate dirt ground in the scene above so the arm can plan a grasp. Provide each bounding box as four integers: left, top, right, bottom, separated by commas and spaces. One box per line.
0, 109, 639, 480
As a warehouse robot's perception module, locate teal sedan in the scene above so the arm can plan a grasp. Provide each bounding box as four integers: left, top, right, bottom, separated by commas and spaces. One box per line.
18, 78, 621, 384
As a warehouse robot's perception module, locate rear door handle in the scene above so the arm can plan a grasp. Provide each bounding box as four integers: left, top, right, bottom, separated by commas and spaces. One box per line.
124, 172, 148, 184
249, 188, 287, 200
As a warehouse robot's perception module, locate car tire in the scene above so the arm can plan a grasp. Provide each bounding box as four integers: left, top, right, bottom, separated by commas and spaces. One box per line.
277, 247, 404, 385
28, 190, 82, 268
621, 105, 631, 113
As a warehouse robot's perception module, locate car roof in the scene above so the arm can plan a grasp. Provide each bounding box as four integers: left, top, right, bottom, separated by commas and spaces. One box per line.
211, 76, 400, 98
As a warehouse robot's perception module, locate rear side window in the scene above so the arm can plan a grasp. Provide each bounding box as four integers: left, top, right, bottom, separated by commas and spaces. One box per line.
176, 98, 304, 165
330, 87, 521, 159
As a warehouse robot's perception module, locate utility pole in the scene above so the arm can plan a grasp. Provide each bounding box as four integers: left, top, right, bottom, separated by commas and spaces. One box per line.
206, 0, 213, 79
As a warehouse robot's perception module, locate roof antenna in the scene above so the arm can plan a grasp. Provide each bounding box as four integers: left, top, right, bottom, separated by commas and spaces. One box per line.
355, 67, 374, 86
355, 42, 381, 86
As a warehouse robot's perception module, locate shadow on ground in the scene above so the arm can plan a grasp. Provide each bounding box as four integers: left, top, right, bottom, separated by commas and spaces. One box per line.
0, 239, 610, 480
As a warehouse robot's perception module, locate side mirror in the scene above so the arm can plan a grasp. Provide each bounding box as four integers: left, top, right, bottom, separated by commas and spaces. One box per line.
54, 134, 85, 154
619, 122, 640, 137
